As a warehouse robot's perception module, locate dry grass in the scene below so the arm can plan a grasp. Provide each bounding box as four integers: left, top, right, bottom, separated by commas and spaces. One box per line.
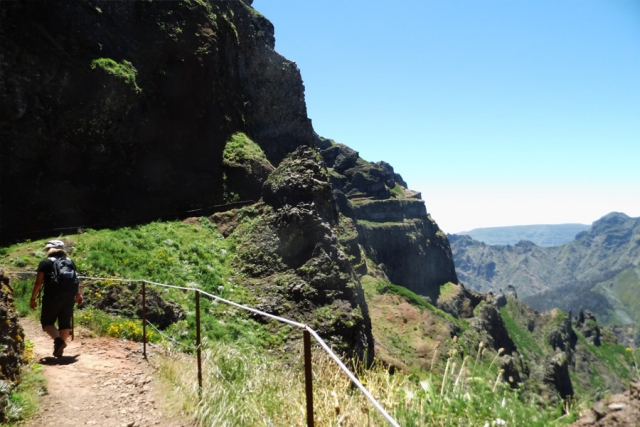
150, 338, 582, 427
152, 340, 405, 427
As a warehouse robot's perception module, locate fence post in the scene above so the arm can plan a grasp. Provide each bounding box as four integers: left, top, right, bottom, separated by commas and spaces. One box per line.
304, 328, 314, 427
142, 281, 147, 359
196, 289, 203, 396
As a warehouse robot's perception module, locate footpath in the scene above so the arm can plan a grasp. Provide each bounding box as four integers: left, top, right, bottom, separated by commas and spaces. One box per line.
21, 319, 193, 427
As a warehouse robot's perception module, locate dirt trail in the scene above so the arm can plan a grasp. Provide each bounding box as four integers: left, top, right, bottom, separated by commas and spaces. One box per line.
21, 318, 193, 427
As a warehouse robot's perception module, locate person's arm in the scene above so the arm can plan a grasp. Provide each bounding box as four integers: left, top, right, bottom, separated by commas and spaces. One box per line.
75, 287, 83, 305
70, 258, 83, 305
30, 272, 45, 310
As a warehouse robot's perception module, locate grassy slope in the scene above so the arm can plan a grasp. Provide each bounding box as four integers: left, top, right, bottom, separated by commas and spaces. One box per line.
499, 298, 634, 397
1, 219, 599, 426
592, 266, 640, 325
4, 218, 289, 350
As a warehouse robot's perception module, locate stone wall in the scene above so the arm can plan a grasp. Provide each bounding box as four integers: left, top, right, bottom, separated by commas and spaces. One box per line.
0, 269, 25, 423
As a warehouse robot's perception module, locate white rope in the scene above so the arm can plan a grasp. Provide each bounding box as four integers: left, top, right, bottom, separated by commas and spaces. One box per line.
306, 328, 401, 427
197, 289, 307, 329
11, 271, 400, 426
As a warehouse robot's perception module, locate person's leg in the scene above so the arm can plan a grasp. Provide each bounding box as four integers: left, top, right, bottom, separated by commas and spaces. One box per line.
41, 298, 61, 339
43, 324, 61, 339
57, 296, 75, 343
42, 297, 68, 357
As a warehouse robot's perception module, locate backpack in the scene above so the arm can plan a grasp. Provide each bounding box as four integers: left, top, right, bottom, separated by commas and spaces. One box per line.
48, 256, 79, 295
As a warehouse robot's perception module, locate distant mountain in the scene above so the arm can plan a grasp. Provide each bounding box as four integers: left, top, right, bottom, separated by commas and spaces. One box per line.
449, 212, 640, 325
457, 223, 590, 247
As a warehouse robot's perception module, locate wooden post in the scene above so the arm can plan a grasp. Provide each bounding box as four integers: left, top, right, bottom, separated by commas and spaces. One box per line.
142, 281, 147, 359
196, 290, 203, 396
304, 329, 314, 427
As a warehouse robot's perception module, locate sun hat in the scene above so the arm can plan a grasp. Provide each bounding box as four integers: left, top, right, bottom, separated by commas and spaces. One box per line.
44, 240, 65, 249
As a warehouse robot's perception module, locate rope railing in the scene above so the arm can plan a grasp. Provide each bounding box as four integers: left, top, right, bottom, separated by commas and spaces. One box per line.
144, 319, 277, 427
12, 272, 401, 427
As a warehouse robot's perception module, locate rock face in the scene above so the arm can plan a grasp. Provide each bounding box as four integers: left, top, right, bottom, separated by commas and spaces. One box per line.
355, 202, 457, 302
0, 270, 25, 423
0, 0, 315, 243
221, 146, 374, 359
574, 309, 601, 346
319, 141, 458, 302
497, 295, 631, 404
81, 281, 185, 330
569, 381, 640, 427
1, 1, 461, 359
543, 352, 574, 403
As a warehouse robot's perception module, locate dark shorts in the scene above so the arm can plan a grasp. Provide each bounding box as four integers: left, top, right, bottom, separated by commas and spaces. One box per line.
40, 295, 75, 330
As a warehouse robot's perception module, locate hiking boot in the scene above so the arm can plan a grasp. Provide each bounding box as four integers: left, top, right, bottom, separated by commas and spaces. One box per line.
53, 337, 67, 357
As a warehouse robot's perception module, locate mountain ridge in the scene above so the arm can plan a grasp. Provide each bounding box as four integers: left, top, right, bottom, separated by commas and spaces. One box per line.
457, 223, 590, 247
449, 212, 640, 327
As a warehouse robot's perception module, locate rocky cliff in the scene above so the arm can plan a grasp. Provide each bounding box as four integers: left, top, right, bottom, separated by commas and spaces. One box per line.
320, 141, 458, 303
1, 0, 315, 243
213, 146, 374, 358
1, 0, 458, 310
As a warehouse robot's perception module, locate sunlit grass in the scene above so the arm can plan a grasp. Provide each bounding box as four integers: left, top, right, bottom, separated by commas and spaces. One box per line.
150, 339, 582, 427
2, 341, 47, 425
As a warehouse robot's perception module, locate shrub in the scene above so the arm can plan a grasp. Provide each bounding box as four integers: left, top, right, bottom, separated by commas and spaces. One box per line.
90, 58, 141, 92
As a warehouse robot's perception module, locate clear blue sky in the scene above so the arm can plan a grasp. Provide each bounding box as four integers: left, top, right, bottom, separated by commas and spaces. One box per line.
253, 0, 640, 233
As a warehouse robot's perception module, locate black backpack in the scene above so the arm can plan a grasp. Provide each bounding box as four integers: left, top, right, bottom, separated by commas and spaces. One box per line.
48, 256, 79, 295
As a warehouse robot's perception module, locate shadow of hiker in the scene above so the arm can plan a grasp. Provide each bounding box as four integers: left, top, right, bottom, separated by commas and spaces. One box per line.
39, 354, 80, 365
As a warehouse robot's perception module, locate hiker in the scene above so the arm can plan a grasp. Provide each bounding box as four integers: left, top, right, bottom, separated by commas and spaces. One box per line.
30, 240, 83, 357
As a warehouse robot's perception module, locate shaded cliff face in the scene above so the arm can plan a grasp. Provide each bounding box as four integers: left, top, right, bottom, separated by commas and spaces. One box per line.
0, 0, 314, 242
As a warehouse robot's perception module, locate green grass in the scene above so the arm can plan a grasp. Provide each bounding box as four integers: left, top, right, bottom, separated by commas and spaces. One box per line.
2, 341, 47, 425
593, 266, 640, 324
2, 218, 292, 351
90, 58, 141, 92
361, 275, 465, 329
438, 282, 461, 301
577, 331, 633, 380
222, 132, 269, 168
390, 184, 405, 198
499, 305, 544, 361
0, 220, 608, 426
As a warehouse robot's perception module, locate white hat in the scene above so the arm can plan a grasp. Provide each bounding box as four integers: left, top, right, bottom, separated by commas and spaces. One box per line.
44, 240, 65, 249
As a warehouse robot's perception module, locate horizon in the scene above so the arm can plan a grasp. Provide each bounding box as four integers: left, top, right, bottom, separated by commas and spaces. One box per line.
253, 0, 640, 234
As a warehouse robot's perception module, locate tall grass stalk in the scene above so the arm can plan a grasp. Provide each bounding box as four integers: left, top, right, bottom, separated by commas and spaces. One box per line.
153, 340, 405, 427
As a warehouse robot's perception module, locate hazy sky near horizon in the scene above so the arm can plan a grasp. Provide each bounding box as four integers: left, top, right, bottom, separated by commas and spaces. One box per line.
253, 0, 640, 233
